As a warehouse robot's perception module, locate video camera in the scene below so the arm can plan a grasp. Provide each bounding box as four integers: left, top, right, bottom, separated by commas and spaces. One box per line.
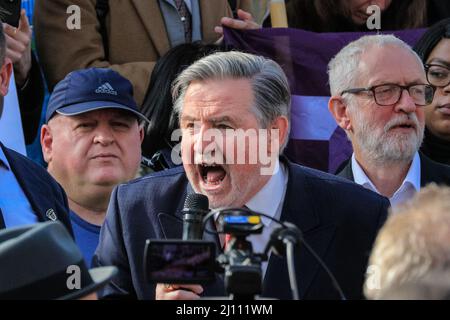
144, 206, 272, 299
144, 194, 345, 300
215, 208, 267, 300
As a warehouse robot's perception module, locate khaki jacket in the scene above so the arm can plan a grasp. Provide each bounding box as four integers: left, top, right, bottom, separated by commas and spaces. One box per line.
35, 0, 232, 106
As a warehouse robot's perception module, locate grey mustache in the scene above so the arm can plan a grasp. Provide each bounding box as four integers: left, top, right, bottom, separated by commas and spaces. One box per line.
384, 114, 419, 132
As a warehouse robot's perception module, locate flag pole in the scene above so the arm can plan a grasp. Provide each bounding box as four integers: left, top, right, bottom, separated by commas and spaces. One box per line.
270, 0, 288, 28
238, 0, 271, 25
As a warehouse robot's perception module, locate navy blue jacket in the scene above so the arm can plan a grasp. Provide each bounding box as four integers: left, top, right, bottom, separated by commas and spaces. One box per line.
94, 159, 389, 300
0, 143, 72, 236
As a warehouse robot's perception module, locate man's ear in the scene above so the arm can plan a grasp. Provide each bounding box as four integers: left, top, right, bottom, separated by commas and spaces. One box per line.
269, 115, 289, 153
0, 58, 13, 97
328, 95, 352, 131
40, 124, 54, 164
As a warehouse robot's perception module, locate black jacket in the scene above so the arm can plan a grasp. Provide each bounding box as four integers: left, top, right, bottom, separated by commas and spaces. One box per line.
0, 143, 73, 236
94, 159, 389, 300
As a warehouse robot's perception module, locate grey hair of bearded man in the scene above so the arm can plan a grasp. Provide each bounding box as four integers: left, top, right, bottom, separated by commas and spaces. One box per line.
327, 34, 424, 99
364, 183, 450, 300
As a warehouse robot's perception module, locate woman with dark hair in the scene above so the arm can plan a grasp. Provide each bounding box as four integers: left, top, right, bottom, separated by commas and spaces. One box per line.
140, 42, 224, 172
284, 0, 450, 32
414, 18, 450, 165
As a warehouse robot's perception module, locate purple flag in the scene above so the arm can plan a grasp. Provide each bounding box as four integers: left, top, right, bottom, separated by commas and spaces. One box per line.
224, 27, 426, 173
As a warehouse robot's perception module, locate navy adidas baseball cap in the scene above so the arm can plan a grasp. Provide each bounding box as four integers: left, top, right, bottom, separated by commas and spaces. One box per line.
46, 68, 150, 123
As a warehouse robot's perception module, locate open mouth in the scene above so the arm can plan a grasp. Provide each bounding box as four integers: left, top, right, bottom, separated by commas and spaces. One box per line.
198, 163, 226, 186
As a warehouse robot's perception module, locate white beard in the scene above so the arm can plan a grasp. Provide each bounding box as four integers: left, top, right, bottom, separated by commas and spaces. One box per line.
353, 112, 424, 164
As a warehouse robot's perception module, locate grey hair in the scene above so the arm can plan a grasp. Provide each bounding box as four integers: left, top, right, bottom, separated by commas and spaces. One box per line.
328, 34, 425, 98
172, 51, 291, 151
364, 183, 450, 300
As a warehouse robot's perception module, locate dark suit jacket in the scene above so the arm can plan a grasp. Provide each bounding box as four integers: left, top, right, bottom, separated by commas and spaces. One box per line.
337, 152, 450, 187
94, 159, 389, 300
0, 143, 73, 236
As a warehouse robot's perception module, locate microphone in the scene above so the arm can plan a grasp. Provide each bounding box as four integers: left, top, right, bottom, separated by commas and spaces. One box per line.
265, 222, 302, 257
182, 193, 209, 240
266, 222, 347, 300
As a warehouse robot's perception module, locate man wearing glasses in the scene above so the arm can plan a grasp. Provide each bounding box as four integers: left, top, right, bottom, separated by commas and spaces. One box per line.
327, 34, 450, 208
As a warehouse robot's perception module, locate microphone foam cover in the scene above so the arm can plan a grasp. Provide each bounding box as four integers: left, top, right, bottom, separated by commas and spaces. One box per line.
184, 193, 209, 212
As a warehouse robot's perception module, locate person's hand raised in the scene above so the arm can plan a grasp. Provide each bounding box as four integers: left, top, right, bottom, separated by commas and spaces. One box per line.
3, 9, 32, 87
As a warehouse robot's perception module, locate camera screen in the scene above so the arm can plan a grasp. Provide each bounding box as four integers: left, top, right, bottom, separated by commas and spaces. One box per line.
144, 240, 216, 284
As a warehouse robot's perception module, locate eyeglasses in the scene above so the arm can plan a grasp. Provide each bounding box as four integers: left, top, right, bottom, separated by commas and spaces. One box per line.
340, 83, 435, 106
425, 64, 450, 88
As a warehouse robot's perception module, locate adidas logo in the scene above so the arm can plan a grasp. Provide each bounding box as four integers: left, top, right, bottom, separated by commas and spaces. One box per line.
95, 82, 118, 95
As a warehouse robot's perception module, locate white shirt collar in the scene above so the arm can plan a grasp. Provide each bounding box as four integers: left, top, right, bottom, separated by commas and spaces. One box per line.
245, 159, 288, 227
352, 152, 421, 206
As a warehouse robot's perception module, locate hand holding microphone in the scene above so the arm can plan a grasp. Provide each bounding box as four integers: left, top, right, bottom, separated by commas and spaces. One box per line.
155, 193, 210, 300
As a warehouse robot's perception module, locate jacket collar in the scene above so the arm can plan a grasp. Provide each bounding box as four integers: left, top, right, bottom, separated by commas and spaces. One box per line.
337, 158, 354, 181
0, 143, 59, 224
419, 151, 449, 186
263, 159, 336, 299
339, 152, 446, 188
